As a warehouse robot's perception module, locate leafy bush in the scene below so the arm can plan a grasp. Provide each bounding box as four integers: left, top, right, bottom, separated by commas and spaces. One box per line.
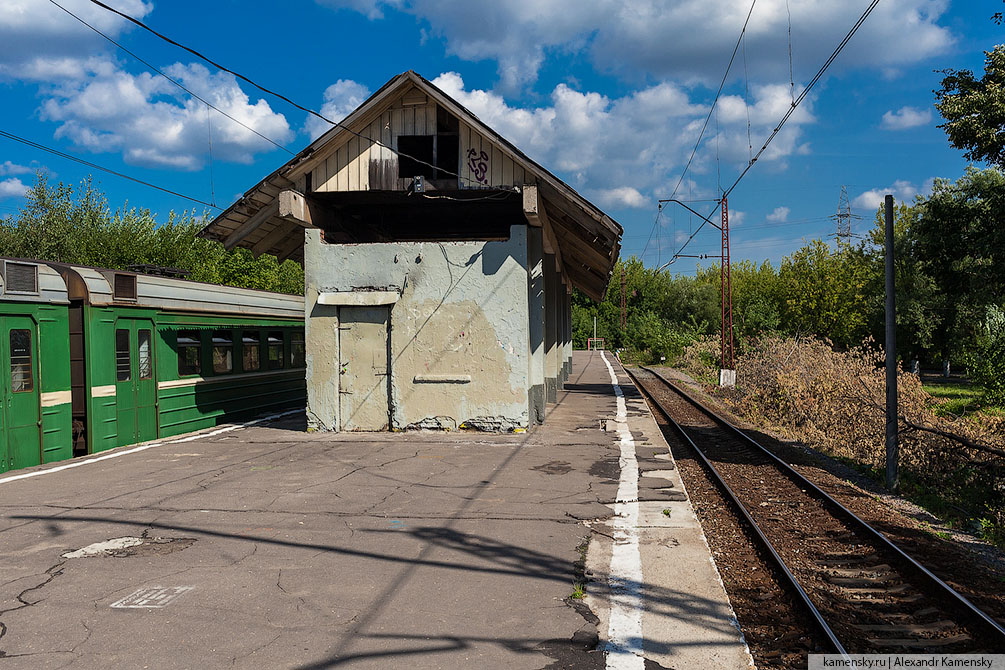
964, 306, 1005, 406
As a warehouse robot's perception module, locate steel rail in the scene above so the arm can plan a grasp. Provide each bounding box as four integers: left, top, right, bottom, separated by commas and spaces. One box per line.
637, 365, 1005, 648
623, 366, 849, 656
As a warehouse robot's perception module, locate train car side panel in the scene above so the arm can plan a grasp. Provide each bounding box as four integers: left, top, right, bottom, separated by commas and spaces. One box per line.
155, 312, 306, 438
37, 302, 72, 463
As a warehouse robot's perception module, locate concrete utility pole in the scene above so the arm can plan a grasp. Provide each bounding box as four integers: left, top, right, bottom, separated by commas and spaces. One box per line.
884, 194, 899, 492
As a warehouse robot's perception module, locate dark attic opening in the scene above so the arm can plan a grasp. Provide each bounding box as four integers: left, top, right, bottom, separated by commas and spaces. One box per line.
311, 190, 521, 243
396, 105, 461, 182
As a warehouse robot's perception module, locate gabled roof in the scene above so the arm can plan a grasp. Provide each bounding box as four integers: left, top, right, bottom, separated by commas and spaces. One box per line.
199, 70, 622, 300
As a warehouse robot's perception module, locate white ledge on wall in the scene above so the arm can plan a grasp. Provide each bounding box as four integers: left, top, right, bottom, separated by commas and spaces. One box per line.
317, 291, 400, 306
413, 374, 472, 384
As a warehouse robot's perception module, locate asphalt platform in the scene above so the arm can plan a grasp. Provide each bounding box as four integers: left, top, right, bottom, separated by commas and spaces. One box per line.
0, 350, 750, 669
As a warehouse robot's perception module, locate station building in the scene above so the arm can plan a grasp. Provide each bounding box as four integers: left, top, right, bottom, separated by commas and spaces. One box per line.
201, 71, 622, 431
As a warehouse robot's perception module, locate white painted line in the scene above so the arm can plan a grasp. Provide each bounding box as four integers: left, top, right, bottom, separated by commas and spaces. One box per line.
111, 586, 194, 608
91, 385, 116, 398
0, 408, 302, 486
600, 351, 645, 670
41, 390, 72, 407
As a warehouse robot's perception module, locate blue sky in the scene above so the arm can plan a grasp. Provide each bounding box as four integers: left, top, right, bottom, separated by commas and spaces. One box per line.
0, 0, 1000, 272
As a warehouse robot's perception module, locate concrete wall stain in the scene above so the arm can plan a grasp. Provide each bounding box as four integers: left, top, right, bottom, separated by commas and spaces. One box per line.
304, 226, 530, 431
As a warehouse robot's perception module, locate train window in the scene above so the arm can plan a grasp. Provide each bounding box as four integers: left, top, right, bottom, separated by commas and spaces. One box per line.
267, 331, 284, 370
138, 329, 153, 380
291, 332, 305, 368
115, 329, 131, 381
242, 331, 261, 372
177, 330, 201, 376
10, 329, 33, 392
212, 330, 233, 374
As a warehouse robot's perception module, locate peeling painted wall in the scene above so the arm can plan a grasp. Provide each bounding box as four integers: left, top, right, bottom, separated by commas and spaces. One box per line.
304, 225, 530, 431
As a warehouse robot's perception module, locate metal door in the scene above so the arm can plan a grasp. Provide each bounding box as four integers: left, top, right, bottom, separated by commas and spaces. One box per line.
114, 319, 157, 444
2, 316, 42, 472
338, 306, 390, 431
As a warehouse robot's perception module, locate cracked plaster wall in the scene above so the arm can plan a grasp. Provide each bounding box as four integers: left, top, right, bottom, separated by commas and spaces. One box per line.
305, 226, 531, 431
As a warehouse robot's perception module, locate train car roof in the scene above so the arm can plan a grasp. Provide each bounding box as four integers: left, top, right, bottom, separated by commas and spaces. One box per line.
0, 258, 70, 305
44, 262, 304, 320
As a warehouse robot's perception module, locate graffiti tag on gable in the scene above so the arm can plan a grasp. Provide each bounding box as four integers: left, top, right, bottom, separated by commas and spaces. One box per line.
467, 149, 489, 184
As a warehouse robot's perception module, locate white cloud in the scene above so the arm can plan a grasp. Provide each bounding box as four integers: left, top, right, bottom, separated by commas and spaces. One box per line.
320, 0, 953, 90
881, 106, 932, 130
728, 209, 746, 226
0, 161, 33, 176
431, 72, 814, 208
853, 178, 935, 210
766, 206, 790, 222
40, 62, 293, 170
595, 186, 647, 209
0, 0, 152, 81
307, 79, 373, 139
0, 178, 28, 199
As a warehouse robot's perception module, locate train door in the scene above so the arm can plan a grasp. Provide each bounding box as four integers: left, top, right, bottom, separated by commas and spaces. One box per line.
114, 319, 157, 445
338, 306, 390, 431
0, 316, 42, 472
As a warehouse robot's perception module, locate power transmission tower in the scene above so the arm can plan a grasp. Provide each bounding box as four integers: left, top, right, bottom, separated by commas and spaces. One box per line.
830, 185, 861, 242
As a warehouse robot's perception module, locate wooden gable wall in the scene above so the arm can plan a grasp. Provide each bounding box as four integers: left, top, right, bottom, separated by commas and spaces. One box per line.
305, 89, 534, 194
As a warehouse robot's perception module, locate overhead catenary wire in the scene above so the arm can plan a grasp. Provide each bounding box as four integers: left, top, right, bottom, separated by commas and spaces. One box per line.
48, 0, 295, 157
639, 0, 759, 262
0, 129, 222, 210
84, 0, 479, 188
665, 0, 882, 266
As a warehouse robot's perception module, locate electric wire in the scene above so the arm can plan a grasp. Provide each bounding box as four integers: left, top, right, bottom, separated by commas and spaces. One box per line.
85, 0, 479, 187
743, 32, 753, 162
639, 0, 758, 263
723, 0, 882, 201
786, 0, 795, 105
0, 129, 222, 210
665, 0, 882, 266
48, 0, 295, 157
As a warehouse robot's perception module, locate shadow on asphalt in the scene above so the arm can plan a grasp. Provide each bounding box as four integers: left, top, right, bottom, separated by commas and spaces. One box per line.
11, 511, 742, 667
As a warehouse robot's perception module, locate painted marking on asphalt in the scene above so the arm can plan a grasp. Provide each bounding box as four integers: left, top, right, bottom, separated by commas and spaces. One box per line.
111, 586, 194, 609
600, 351, 645, 670
0, 409, 302, 486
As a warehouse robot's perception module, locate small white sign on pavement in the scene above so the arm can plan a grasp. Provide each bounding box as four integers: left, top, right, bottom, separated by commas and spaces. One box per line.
111, 586, 194, 609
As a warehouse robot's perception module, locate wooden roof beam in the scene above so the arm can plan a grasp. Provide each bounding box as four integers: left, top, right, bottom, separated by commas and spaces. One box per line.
224, 201, 279, 250
523, 185, 565, 274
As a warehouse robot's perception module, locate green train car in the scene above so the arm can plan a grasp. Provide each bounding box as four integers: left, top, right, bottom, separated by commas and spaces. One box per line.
0, 258, 305, 474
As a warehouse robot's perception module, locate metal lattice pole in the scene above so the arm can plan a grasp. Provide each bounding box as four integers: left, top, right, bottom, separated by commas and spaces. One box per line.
720, 197, 735, 371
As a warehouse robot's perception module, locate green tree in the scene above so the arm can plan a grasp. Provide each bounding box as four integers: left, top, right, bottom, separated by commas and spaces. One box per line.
862, 202, 940, 364
935, 45, 1005, 168
0, 173, 303, 295
778, 239, 871, 347
912, 168, 1005, 364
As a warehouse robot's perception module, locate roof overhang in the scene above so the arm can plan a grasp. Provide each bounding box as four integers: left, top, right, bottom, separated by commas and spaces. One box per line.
199, 71, 622, 301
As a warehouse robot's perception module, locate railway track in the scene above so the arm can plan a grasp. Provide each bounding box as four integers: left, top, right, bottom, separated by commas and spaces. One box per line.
628, 366, 1005, 656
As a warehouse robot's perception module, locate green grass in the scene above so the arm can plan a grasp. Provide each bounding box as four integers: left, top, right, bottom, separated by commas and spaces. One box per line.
569, 583, 585, 600
922, 381, 1004, 417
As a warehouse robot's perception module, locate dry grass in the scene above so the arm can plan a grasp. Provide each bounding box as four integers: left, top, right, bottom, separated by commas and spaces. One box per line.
695, 335, 1005, 545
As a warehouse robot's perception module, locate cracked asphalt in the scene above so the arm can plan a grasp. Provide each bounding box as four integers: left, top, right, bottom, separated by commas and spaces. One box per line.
0, 361, 622, 669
